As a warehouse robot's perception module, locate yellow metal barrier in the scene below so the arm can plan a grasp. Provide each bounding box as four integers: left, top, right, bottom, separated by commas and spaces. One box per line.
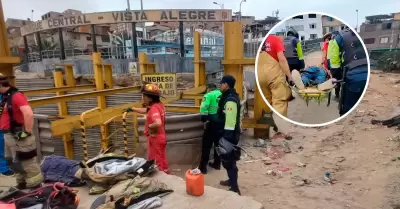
222, 22, 271, 138
139, 52, 156, 74
47, 87, 204, 136
193, 31, 206, 106
0, 0, 19, 86
53, 69, 74, 158
80, 107, 100, 161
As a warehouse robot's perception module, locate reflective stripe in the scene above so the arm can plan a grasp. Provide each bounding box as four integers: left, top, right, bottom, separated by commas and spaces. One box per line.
331, 64, 341, 68
328, 40, 341, 67
296, 41, 304, 59
224, 101, 237, 130
224, 127, 235, 130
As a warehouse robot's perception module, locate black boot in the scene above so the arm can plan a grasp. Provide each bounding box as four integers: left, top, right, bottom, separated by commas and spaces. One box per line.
199, 166, 207, 174
229, 187, 241, 195
219, 180, 230, 187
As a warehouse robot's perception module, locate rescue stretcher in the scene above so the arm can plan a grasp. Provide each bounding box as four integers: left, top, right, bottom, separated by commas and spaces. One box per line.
290, 69, 338, 107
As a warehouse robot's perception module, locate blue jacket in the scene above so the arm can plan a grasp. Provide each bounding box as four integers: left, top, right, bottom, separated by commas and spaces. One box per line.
41, 155, 81, 184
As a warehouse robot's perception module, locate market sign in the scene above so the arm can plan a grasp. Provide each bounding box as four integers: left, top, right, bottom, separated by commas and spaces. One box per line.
21, 9, 232, 36
141, 73, 177, 98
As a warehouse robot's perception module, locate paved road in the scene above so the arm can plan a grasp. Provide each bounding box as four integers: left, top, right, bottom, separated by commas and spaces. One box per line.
287, 51, 340, 125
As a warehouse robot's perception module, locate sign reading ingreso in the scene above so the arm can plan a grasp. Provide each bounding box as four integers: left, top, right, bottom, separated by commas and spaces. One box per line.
141, 73, 177, 98
21, 9, 232, 36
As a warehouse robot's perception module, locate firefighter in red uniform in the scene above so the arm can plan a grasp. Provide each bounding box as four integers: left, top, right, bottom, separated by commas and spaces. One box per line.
125, 83, 170, 174
0, 74, 43, 189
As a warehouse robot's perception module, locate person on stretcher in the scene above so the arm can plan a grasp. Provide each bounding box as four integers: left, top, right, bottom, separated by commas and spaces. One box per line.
291, 66, 335, 91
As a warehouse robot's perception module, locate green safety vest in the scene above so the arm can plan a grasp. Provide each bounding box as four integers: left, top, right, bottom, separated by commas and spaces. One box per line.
200, 89, 222, 121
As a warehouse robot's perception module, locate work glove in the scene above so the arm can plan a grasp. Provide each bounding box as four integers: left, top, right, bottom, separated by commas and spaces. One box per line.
124, 108, 134, 113
13, 131, 31, 141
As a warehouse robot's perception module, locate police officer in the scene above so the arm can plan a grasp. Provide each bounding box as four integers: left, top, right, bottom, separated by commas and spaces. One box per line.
0, 74, 43, 189
328, 27, 368, 115
283, 27, 305, 71
216, 75, 241, 195
198, 83, 221, 174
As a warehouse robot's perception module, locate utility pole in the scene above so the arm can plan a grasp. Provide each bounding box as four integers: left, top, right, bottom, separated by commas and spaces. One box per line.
140, 0, 146, 39
239, 0, 247, 21
126, 0, 134, 58
356, 9, 359, 32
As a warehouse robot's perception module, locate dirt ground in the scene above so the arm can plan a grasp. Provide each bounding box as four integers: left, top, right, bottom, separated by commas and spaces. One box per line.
172, 70, 400, 209
287, 51, 340, 125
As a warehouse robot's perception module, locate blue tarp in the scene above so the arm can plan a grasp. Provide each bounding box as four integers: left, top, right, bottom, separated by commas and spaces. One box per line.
301, 66, 327, 86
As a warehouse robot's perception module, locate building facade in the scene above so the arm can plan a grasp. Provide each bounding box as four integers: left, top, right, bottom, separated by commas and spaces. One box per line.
321, 15, 346, 34
359, 13, 400, 50
283, 14, 323, 41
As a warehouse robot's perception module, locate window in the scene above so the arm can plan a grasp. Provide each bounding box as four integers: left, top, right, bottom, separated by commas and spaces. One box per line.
308, 14, 317, 18
310, 34, 317, 39
293, 15, 303, 19
327, 17, 334, 21
380, 37, 389, 44
309, 23, 316, 29
287, 25, 304, 32
382, 22, 392, 30
86, 36, 92, 41
363, 38, 375, 44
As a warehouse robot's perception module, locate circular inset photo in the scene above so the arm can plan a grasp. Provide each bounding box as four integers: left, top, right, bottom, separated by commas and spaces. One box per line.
256, 12, 370, 127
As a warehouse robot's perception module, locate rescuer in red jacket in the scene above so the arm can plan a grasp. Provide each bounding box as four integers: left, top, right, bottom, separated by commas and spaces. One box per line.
125, 83, 170, 174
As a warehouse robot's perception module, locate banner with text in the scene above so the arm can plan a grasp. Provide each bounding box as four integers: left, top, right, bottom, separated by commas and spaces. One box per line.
21, 9, 232, 36
141, 73, 177, 98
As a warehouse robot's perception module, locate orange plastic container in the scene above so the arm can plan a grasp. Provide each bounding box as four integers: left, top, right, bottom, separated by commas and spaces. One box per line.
185, 169, 205, 196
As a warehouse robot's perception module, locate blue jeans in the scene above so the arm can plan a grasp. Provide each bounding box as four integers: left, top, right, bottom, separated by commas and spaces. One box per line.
0, 130, 9, 173
301, 66, 327, 86
340, 65, 368, 115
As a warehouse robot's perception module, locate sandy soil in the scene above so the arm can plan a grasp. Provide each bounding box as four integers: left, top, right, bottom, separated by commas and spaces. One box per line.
180, 70, 400, 209
288, 51, 340, 125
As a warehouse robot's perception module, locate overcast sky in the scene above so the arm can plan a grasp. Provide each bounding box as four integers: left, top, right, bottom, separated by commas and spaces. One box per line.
3, 0, 399, 28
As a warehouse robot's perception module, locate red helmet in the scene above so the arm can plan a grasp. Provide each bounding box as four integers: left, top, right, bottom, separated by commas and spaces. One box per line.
323, 33, 332, 40
141, 83, 161, 97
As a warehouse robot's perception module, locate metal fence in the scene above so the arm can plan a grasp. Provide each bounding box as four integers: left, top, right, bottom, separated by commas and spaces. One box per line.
19, 78, 203, 162
27, 55, 223, 75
